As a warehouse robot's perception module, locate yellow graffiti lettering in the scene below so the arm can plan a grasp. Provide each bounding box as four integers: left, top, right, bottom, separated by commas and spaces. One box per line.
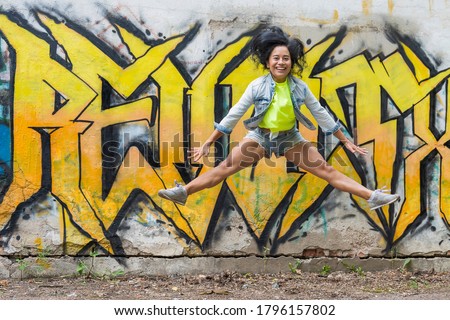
394, 85, 450, 241
45, 17, 185, 252
2, 12, 450, 254
0, 16, 106, 251
316, 40, 450, 241
0, 14, 186, 253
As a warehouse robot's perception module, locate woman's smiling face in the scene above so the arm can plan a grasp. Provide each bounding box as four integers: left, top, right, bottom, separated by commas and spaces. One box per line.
266, 45, 292, 82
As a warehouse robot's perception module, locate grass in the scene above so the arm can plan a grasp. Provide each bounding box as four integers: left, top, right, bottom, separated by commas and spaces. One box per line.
342, 262, 365, 277
319, 265, 332, 277
288, 259, 302, 274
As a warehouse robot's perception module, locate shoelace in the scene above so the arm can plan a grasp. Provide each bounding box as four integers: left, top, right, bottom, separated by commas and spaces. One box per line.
376, 186, 390, 193
370, 186, 390, 202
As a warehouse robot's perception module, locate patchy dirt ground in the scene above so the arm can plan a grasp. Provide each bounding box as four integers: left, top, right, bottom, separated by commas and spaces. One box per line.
0, 270, 449, 300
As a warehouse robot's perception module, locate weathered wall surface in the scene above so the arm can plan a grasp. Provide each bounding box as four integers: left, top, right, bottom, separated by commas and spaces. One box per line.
0, 0, 449, 262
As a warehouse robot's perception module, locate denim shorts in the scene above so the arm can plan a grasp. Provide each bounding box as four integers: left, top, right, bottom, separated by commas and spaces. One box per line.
245, 127, 306, 158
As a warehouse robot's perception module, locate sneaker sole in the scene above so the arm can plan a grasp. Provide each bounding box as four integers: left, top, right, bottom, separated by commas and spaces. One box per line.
370, 196, 400, 211
158, 191, 186, 206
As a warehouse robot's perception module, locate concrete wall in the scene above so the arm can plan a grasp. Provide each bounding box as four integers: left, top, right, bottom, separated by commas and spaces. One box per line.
0, 0, 449, 264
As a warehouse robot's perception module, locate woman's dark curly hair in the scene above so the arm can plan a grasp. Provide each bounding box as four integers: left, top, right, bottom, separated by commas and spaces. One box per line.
249, 26, 306, 76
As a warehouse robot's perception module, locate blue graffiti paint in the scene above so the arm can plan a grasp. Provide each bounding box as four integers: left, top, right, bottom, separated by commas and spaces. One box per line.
0, 124, 11, 176
0, 82, 9, 90
320, 208, 328, 237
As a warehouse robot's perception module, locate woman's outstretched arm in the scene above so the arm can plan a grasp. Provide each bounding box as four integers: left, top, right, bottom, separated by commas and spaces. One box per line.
189, 129, 224, 162
333, 129, 368, 155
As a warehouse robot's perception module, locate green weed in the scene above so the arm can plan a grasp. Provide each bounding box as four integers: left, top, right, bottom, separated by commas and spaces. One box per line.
401, 258, 412, 272
342, 262, 365, 277
288, 259, 302, 274
76, 248, 99, 278
76, 260, 88, 276
16, 258, 29, 280
319, 265, 331, 277
409, 279, 419, 290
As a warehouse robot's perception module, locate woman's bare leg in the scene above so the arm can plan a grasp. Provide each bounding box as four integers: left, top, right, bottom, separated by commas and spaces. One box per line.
284, 142, 372, 200
185, 138, 265, 195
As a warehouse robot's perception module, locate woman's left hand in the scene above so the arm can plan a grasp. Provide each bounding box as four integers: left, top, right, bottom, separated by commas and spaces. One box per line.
342, 140, 368, 155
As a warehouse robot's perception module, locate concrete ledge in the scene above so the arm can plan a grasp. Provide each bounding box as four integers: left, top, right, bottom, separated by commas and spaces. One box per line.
0, 256, 449, 279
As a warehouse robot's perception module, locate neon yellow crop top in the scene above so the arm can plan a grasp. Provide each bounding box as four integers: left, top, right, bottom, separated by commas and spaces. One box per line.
258, 80, 296, 132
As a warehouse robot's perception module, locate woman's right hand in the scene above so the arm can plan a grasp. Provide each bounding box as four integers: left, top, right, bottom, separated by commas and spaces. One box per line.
188, 142, 212, 162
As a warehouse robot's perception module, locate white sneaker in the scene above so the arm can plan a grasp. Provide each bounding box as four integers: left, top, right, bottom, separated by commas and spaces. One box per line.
368, 187, 400, 210
158, 180, 188, 205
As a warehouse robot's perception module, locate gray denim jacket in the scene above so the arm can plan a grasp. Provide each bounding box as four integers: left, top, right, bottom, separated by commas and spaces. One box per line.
214, 74, 340, 135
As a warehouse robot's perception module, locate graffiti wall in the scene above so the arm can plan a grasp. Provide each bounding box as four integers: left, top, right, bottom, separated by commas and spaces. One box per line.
0, 0, 449, 258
